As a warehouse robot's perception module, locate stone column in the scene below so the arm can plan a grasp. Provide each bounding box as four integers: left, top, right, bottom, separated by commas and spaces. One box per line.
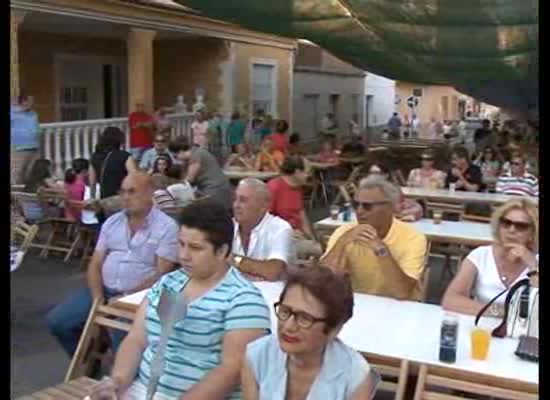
127, 27, 157, 113
11, 9, 26, 102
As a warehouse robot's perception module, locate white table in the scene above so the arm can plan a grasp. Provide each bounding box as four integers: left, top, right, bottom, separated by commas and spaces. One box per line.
223, 169, 279, 181
114, 282, 538, 387
401, 186, 538, 206
315, 215, 493, 246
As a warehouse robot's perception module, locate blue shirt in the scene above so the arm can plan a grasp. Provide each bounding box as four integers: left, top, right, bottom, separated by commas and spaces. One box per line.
246, 335, 370, 400
11, 105, 40, 151
138, 267, 271, 399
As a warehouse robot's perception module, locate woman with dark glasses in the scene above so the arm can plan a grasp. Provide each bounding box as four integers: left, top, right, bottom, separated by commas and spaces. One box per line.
241, 267, 379, 400
442, 199, 538, 318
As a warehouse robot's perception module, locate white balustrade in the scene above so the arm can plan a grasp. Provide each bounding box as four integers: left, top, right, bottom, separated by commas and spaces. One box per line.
40, 112, 193, 177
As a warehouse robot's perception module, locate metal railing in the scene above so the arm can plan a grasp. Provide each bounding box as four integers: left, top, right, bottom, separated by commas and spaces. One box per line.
40, 112, 194, 176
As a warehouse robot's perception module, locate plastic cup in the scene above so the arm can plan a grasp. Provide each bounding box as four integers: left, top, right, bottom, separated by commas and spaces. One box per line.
433, 210, 443, 224
471, 328, 491, 360
330, 205, 340, 220
449, 183, 456, 193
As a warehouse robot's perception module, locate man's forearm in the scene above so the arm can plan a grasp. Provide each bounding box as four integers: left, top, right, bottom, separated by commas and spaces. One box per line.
239, 258, 286, 281
180, 364, 239, 400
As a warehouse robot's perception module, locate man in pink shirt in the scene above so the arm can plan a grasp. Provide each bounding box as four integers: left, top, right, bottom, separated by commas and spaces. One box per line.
267, 156, 322, 259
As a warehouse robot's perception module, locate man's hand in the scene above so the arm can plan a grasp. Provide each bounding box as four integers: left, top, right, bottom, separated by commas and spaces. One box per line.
451, 168, 463, 179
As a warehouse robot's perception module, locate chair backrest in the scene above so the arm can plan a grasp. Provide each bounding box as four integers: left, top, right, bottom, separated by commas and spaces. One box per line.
366, 355, 409, 400
65, 299, 136, 382
13, 221, 39, 253
338, 182, 358, 203
413, 364, 538, 400
419, 240, 433, 302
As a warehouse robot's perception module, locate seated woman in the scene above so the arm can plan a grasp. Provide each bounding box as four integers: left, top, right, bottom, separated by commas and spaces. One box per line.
242, 267, 378, 400
288, 133, 304, 156
442, 198, 538, 318
225, 143, 255, 170
64, 158, 89, 221
87, 200, 271, 400
473, 146, 501, 183
255, 137, 284, 172
23, 158, 63, 193
395, 187, 423, 222
407, 150, 446, 189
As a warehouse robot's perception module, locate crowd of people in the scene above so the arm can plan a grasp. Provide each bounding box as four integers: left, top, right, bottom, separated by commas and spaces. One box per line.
11, 98, 539, 399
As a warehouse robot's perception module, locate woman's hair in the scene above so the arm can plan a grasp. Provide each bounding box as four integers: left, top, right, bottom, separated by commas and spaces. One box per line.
481, 146, 496, 162
166, 165, 183, 180
24, 159, 52, 192
491, 199, 539, 250
275, 119, 289, 134
177, 199, 234, 256
231, 111, 240, 120
279, 267, 354, 333
96, 126, 125, 153
72, 158, 89, 174
65, 168, 77, 184
280, 156, 305, 175
451, 145, 469, 160
289, 133, 301, 144
152, 155, 173, 174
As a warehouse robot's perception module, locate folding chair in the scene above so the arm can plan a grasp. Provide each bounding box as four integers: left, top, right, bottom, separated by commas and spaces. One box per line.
65, 299, 136, 382
365, 354, 410, 400
413, 363, 538, 400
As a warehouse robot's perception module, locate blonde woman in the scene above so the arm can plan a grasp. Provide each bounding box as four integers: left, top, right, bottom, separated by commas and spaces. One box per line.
442, 199, 538, 318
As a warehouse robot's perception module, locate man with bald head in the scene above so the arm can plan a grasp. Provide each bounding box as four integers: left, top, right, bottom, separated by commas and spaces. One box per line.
47, 172, 179, 357
231, 178, 294, 281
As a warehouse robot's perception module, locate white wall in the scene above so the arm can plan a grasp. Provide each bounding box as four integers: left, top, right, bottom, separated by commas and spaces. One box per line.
293, 70, 365, 142
364, 72, 396, 127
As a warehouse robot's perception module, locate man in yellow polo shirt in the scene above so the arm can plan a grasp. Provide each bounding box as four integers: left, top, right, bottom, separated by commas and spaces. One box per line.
321, 176, 427, 300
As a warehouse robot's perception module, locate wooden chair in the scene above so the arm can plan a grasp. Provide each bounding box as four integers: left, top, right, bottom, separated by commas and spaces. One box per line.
65, 298, 136, 382
335, 182, 358, 205
413, 363, 538, 400
366, 354, 410, 400
15, 376, 98, 400
419, 241, 433, 302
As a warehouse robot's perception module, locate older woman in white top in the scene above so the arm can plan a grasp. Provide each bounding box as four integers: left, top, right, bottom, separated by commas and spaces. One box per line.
442, 198, 538, 318
241, 267, 378, 400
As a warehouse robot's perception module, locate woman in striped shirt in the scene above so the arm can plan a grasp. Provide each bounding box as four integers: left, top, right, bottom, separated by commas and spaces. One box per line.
88, 200, 271, 400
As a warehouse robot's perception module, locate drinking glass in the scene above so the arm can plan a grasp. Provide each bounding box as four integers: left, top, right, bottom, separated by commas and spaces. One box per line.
471, 327, 491, 360
433, 210, 443, 224
330, 205, 340, 220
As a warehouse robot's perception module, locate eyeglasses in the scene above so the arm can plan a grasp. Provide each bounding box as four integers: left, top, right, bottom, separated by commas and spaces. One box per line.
274, 302, 327, 329
499, 217, 532, 232
421, 157, 434, 161
510, 161, 522, 166
352, 200, 390, 211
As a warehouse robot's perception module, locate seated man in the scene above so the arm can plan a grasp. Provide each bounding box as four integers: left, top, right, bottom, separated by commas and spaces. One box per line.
232, 178, 294, 281
496, 154, 539, 197
445, 145, 483, 192
46, 172, 179, 357
87, 199, 271, 399
267, 156, 322, 260
139, 133, 175, 172
321, 176, 427, 300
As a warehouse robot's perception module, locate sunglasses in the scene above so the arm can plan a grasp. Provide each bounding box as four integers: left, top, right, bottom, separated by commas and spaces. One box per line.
499, 217, 532, 232
421, 157, 434, 161
352, 200, 390, 211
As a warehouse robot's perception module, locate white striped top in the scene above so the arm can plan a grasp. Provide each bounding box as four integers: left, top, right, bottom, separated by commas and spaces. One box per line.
495, 172, 539, 197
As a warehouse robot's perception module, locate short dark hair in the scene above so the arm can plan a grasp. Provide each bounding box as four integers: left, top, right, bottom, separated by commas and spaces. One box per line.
280, 156, 305, 175
279, 267, 354, 333
65, 168, 77, 184
289, 133, 301, 144
166, 165, 183, 180
168, 138, 191, 154
276, 120, 289, 133
97, 126, 125, 152
451, 145, 469, 160
72, 158, 89, 174
178, 199, 234, 256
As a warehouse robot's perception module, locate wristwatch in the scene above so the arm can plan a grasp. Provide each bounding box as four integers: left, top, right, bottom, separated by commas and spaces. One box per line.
374, 245, 390, 257
234, 255, 244, 269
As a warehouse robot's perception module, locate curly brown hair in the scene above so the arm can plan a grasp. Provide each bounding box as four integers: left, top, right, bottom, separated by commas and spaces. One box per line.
279, 267, 354, 333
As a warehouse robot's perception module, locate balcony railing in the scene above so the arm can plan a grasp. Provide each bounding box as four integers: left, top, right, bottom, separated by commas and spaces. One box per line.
40, 112, 194, 176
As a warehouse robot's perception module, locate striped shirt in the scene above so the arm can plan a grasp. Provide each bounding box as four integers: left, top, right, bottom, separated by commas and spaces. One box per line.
137, 267, 271, 399
496, 172, 539, 197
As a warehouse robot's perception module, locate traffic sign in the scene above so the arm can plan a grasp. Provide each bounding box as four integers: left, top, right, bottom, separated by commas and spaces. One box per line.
407, 96, 419, 109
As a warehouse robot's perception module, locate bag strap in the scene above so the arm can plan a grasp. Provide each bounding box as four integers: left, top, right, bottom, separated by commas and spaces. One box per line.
99, 151, 113, 187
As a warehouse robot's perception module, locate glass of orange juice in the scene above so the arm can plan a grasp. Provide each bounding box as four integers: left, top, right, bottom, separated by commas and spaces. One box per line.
471, 327, 491, 360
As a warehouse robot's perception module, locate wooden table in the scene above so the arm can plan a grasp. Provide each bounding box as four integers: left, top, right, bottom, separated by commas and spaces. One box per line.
16, 377, 98, 400
315, 215, 493, 246
223, 169, 279, 181
401, 186, 539, 206
112, 283, 538, 393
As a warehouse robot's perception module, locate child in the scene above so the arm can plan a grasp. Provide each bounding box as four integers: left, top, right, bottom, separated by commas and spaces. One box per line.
64, 158, 89, 221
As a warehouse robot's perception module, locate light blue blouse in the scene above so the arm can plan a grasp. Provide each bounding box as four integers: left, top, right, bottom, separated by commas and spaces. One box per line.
246, 335, 370, 400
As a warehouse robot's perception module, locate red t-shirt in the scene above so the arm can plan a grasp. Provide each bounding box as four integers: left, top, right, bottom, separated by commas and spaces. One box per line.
129, 112, 153, 148
267, 177, 303, 230
268, 133, 289, 154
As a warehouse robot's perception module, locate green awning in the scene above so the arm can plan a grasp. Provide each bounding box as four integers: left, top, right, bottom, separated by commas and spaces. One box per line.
177, 0, 538, 115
